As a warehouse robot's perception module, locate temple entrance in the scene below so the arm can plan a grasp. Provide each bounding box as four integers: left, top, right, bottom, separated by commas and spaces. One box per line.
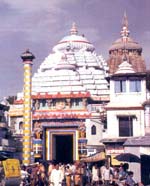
54, 135, 73, 163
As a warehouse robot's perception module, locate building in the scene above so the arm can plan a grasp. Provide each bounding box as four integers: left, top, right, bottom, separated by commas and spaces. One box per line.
8, 15, 150, 183
101, 14, 150, 184
9, 23, 109, 163
0, 101, 16, 158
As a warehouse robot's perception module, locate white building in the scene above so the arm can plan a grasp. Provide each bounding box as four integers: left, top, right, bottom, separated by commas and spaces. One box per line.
101, 14, 149, 184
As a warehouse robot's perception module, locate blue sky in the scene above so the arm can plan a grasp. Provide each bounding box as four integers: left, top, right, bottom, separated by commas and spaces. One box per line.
0, 0, 150, 99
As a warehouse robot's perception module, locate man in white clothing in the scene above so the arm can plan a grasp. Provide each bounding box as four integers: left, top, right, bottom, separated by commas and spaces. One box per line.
50, 164, 63, 186
102, 165, 111, 186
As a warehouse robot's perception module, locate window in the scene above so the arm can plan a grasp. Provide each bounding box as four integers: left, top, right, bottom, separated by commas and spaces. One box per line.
52, 99, 56, 107
103, 118, 107, 129
115, 80, 126, 93
41, 99, 46, 107
19, 121, 23, 129
119, 116, 133, 137
129, 80, 141, 92
71, 98, 82, 108
91, 125, 96, 135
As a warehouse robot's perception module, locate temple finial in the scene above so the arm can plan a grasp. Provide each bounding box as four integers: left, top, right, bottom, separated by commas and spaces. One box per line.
122, 11, 128, 27
120, 12, 130, 43
70, 22, 78, 35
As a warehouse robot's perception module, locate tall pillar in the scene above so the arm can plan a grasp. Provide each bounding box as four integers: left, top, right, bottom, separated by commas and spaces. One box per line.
21, 49, 35, 165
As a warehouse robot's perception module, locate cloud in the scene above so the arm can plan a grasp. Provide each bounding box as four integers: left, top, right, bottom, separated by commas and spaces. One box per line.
2, 0, 52, 12
0, 0, 81, 45
2, 0, 79, 13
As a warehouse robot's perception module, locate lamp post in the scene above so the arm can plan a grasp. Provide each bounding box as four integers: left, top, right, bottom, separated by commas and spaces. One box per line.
21, 49, 35, 165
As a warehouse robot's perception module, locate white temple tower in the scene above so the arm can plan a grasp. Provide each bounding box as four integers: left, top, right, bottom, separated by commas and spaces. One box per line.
10, 23, 109, 163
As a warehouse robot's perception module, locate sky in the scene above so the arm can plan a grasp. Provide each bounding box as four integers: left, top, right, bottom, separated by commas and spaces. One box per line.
0, 0, 150, 99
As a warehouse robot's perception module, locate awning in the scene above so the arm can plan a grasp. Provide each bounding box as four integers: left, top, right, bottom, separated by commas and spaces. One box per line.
80, 152, 106, 162
110, 154, 125, 166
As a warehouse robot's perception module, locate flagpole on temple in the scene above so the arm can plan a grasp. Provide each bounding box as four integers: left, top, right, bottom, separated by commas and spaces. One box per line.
21, 49, 35, 165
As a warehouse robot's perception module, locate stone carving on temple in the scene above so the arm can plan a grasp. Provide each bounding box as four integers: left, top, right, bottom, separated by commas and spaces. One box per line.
33, 100, 40, 110
56, 100, 66, 110
79, 123, 86, 138
33, 121, 43, 139
66, 98, 71, 109
82, 98, 87, 108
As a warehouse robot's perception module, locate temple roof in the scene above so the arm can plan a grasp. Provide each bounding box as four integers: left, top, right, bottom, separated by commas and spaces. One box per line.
32, 23, 109, 100
53, 23, 95, 52
107, 14, 146, 75
107, 55, 146, 75
123, 135, 150, 146
109, 37, 142, 51
115, 60, 135, 74
109, 13, 142, 52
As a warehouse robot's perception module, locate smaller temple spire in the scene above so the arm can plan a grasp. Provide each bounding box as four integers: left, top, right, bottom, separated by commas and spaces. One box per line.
70, 22, 78, 35
120, 12, 130, 43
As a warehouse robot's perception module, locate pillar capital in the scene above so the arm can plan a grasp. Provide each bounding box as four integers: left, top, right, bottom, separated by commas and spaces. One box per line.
21, 49, 35, 62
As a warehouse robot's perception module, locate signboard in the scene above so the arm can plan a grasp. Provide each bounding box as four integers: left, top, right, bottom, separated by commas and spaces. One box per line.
106, 148, 124, 154
106, 148, 124, 166
2, 159, 21, 178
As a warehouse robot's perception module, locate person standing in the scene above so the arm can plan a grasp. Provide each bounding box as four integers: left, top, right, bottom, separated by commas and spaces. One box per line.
91, 164, 99, 186
20, 165, 30, 186
65, 165, 72, 186
74, 161, 83, 186
59, 163, 65, 185
102, 165, 111, 186
125, 171, 136, 186
50, 164, 62, 186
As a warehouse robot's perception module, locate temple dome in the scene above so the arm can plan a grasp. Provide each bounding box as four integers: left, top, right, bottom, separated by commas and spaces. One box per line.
31, 23, 109, 99
109, 13, 142, 52
53, 23, 95, 52
109, 37, 142, 52
107, 13, 146, 74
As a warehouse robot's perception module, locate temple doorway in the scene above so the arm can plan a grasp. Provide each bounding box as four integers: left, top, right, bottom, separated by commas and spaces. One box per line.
54, 134, 73, 163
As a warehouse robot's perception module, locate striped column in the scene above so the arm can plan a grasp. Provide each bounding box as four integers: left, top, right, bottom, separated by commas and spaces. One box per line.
21, 50, 35, 165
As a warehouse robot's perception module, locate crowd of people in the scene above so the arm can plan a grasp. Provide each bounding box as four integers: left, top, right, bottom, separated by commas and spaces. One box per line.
20, 161, 143, 186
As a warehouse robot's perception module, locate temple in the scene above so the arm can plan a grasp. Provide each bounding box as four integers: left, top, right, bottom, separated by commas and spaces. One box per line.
7, 14, 150, 183
9, 23, 109, 163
